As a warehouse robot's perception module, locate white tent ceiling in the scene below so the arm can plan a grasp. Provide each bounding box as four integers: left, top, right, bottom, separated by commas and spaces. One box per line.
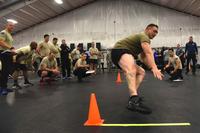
0, 0, 95, 33
142, 0, 200, 17
0, 0, 200, 34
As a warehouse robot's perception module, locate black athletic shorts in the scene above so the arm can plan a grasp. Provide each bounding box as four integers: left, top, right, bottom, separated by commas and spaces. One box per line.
14, 63, 27, 71
37, 70, 53, 77
111, 49, 137, 69
90, 59, 98, 64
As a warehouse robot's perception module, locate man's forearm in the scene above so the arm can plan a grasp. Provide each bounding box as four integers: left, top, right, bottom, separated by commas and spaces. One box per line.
42, 67, 53, 72
144, 53, 157, 69
0, 41, 12, 49
185, 45, 187, 54
164, 64, 169, 69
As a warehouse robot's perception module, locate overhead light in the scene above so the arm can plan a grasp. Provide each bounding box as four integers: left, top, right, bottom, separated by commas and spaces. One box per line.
7, 19, 18, 24
54, 0, 63, 4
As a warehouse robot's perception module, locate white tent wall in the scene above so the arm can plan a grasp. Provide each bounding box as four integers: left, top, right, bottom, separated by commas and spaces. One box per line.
13, 0, 200, 49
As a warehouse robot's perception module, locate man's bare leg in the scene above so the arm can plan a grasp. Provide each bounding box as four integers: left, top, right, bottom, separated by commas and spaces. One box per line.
119, 54, 137, 96
12, 70, 22, 89
135, 65, 145, 91
119, 54, 151, 114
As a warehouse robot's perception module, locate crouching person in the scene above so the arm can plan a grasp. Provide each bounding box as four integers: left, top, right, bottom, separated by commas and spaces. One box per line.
164, 48, 183, 81
12, 41, 37, 89
38, 52, 60, 82
73, 53, 94, 82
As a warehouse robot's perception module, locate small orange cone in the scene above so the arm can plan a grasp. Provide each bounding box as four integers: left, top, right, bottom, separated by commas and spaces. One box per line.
116, 71, 122, 83
84, 93, 104, 126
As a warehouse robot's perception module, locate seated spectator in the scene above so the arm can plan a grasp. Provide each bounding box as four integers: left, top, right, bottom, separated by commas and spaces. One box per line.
73, 53, 94, 82
38, 52, 60, 82
12, 41, 37, 89
164, 48, 183, 81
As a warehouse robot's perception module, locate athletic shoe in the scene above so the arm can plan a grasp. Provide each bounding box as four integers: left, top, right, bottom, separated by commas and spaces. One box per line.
0, 88, 8, 95
24, 81, 34, 86
8, 74, 13, 79
12, 84, 22, 90
5, 88, 13, 92
127, 96, 152, 114
173, 79, 183, 82
0, 88, 13, 95
67, 76, 73, 79
62, 76, 67, 80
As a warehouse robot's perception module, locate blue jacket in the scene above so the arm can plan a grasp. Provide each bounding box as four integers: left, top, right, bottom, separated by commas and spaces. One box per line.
185, 41, 198, 55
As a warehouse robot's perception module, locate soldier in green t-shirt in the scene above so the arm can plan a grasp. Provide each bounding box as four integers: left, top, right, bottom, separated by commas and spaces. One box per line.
89, 42, 99, 72
0, 22, 17, 95
111, 24, 164, 114
12, 42, 38, 89
38, 52, 60, 82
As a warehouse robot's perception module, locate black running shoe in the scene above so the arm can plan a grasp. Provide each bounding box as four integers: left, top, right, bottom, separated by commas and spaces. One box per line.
24, 81, 34, 86
12, 84, 22, 90
127, 96, 152, 114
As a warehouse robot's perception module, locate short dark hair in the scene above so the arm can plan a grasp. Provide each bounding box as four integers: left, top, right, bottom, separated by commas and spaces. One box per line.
53, 38, 58, 41
77, 44, 82, 48
81, 53, 87, 57
44, 34, 49, 38
30, 41, 38, 50
168, 47, 174, 52
146, 24, 158, 29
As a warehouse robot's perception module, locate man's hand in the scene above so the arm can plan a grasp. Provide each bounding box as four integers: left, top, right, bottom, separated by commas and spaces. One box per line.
151, 68, 164, 80
10, 48, 17, 55
163, 66, 166, 71
51, 69, 60, 75
52, 69, 58, 73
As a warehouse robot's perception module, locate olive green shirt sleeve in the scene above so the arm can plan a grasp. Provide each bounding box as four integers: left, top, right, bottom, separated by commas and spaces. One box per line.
140, 34, 150, 44
0, 31, 6, 41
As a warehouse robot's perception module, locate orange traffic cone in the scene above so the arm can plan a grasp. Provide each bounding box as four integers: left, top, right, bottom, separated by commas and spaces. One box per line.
116, 71, 122, 83
84, 93, 104, 126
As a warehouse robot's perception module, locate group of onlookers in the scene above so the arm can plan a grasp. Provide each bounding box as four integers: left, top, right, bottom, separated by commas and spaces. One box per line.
153, 36, 198, 81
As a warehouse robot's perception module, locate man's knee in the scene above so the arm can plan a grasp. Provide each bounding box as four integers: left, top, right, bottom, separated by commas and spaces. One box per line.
53, 71, 60, 76
41, 71, 48, 77
124, 65, 137, 77
138, 68, 145, 77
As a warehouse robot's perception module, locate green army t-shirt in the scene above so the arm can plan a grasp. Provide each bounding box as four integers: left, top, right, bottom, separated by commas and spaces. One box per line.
75, 58, 87, 69
0, 30, 13, 50
89, 47, 99, 60
39, 57, 57, 70
114, 32, 150, 56
14, 46, 34, 64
